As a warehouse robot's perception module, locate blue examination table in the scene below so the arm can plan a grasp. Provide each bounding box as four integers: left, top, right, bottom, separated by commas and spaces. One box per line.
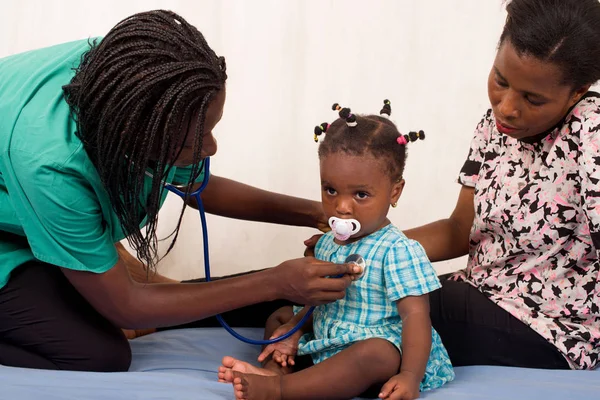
1, 328, 598, 399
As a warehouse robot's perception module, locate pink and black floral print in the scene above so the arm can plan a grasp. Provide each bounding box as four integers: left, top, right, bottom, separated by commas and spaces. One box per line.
452, 92, 600, 369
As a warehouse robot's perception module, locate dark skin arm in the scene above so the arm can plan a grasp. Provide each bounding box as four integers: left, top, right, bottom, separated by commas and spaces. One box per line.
116, 242, 177, 284
185, 175, 328, 231
61, 254, 361, 330
403, 186, 475, 262
379, 295, 432, 400
257, 306, 314, 367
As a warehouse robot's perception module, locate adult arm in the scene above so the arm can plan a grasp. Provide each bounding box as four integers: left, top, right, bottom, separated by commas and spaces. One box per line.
62, 253, 362, 329
186, 175, 328, 231
404, 111, 494, 262
403, 186, 474, 262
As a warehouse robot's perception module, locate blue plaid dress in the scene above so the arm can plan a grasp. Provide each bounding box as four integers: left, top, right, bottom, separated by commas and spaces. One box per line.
296, 224, 454, 391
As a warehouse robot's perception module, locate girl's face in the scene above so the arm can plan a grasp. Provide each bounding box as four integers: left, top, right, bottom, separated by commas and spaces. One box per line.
173, 88, 226, 167
487, 40, 588, 140
320, 152, 404, 243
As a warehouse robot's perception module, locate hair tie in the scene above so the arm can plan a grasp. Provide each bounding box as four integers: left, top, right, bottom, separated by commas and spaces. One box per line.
408, 130, 426, 142
332, 103, 357, 127
313, 122, 329, 143
397, 130, 425, 146
380, 99, 392, 119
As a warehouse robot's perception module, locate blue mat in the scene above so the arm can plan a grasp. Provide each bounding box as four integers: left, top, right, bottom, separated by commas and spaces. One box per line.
0, 328, 598, 399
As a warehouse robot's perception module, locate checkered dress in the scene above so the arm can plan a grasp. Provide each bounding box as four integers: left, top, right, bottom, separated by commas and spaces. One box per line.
296, 224, 455, 391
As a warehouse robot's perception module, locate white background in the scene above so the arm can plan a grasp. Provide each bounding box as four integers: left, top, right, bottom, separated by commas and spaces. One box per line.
2, 0, 511, 280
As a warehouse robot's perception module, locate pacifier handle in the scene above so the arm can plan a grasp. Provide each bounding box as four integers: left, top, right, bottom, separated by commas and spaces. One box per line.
328, 217, 361, 234
348, 220, 360, 235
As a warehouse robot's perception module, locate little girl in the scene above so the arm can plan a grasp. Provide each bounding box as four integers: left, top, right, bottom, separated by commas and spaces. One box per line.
219, 101, 454, 400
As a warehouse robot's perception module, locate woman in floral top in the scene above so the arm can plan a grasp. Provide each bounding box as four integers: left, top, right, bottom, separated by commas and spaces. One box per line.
406, 0, 600, 370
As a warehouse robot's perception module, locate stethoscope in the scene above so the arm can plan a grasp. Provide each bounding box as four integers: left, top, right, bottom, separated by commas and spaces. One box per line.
151, 157, 365, 345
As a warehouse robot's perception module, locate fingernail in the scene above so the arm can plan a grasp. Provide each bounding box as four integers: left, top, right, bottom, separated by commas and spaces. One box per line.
353, 266, 362, 273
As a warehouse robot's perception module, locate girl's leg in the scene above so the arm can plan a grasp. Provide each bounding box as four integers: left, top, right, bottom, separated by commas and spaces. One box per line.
430, 275, 570, 369
0, 261, 131, 371
218, 306, 296, 382
231, 338, 401, 400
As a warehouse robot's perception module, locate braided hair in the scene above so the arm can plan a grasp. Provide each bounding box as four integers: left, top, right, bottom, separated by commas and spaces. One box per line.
315, 101, 424, 180
63, 10, 227, 271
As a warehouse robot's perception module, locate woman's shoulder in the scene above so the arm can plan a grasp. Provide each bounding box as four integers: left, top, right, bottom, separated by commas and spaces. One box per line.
575, 91, 600, 110
468, 108, 498, 148
566, 92, 600, 133
476, 108, 496, 132
1, 39, 103, 173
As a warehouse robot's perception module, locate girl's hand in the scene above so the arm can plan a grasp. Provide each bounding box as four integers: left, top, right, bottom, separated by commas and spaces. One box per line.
379, 372, 421, 400
257, 322, 303, 367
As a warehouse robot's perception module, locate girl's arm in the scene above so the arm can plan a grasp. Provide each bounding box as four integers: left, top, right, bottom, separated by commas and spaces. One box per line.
396, 295, 432, 383
379, 295, 432, 399
257, 306, 314, 365
187, 175, 328, 230
286, 306, 314, 334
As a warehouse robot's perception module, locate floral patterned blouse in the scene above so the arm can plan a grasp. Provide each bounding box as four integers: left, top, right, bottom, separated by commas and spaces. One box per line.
452, 92, 600, 369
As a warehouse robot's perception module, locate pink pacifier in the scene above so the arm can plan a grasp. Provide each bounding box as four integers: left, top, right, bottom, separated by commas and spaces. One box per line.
328, 217, 361, 241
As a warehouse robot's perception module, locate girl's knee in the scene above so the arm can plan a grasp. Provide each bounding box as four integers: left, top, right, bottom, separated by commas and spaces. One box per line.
354, 338, 401, 373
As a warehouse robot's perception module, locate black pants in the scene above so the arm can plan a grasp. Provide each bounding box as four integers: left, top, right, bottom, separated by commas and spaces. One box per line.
0, 261, 132, 371
429, 274, 569, 369
0, 264, 569, 371
0, 263, 289, 371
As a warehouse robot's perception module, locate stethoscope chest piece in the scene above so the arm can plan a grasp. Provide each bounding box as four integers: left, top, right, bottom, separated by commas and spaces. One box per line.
344, 253, 366, 279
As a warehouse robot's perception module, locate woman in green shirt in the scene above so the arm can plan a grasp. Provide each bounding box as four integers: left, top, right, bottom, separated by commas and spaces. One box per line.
0, 10, 360, 372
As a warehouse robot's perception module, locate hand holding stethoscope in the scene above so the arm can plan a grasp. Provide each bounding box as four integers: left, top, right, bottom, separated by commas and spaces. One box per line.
160, 157, 365, 345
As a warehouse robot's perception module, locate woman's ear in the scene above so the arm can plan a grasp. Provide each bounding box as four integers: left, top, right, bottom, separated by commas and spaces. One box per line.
568, 85, 591, 108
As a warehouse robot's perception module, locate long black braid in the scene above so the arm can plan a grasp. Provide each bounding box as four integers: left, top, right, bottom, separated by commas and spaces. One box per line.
63, 10, 227, 271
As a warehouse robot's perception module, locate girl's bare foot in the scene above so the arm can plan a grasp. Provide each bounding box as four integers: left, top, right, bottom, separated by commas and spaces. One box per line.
232, 371, 282, 400
218, 356, 277, 383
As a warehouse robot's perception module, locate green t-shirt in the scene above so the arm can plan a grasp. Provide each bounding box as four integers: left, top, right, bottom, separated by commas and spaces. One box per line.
0, 38, 207, 288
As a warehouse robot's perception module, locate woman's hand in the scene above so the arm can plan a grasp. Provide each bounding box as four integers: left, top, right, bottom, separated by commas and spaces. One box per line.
314, 208, 331, 233
273, 257, 362, 306
303, 234, 323, 257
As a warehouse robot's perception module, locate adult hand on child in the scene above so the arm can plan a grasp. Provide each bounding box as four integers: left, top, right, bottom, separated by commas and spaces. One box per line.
303, 234, 323, 257
378, 372, 421, 400
313, 206, 331, 234
257, 322, 303, 367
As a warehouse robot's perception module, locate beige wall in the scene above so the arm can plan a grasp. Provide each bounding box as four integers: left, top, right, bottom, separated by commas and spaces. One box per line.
3, 0, 535, 280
